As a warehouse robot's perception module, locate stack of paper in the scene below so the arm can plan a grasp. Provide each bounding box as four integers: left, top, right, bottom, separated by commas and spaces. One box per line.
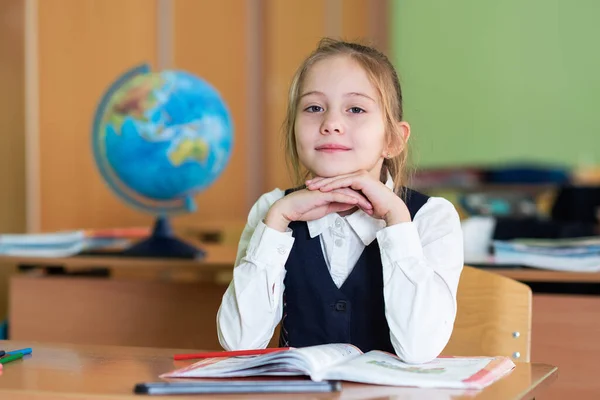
493, 237, 600, 272
0, 228, 149, 258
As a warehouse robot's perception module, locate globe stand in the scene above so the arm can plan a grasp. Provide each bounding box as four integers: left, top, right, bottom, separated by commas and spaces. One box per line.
121, 217, 205, 259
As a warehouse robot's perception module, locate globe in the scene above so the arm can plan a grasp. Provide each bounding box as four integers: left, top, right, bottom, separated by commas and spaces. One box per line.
92, 64, 234, 259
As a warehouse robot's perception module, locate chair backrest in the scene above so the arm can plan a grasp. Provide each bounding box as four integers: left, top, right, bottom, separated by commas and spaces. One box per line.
441, 266, 532, 362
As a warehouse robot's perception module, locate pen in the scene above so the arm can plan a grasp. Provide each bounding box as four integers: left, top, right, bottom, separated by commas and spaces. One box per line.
174, 347, 291, 361
134, 380, 341, 395
0, 353, 25, 365
6, 348, 32, 356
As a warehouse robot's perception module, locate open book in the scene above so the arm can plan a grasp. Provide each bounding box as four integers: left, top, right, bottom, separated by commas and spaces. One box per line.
161, 344, 515, 390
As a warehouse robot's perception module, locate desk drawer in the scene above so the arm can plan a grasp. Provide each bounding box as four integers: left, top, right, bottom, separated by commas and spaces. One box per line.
532, 294, 600, 399
9, 276, 228, 350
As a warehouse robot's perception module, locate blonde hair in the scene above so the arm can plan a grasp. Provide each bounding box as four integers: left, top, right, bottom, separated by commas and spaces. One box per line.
282, 38, 410, 195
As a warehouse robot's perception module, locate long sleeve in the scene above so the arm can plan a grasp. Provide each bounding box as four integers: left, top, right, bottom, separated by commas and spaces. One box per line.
216, 189, 295, 350
377, 197, 464, 364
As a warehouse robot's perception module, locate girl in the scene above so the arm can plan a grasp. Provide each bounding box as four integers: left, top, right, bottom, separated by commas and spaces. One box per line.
217, 38, 463, 364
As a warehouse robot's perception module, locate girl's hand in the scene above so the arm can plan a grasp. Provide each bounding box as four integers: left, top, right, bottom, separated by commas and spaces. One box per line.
265, 188, 373, 232
305, 171, 411, 226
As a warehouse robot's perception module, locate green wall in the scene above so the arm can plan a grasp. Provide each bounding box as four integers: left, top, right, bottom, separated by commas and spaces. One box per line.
391, 0, 599, 169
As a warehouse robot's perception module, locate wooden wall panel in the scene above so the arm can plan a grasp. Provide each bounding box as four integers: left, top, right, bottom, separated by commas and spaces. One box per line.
263, 0, 327, 192
262, 1, 386, 193
367, 0, 389, 53
0, 0, 26, 234
36, 0, 157, 231
26, 0, 390, 234
341, 0, 370, 43
171, 0, 249, 227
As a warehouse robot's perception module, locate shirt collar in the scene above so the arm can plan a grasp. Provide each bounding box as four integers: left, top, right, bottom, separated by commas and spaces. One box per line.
306, 172, 395, 246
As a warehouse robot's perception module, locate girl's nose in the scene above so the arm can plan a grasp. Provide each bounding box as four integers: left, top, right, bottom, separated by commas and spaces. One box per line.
321, 126, 342, 135
320, 115, 343, 135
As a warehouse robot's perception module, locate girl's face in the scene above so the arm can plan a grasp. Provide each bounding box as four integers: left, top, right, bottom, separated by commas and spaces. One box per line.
294, 55, 389, 180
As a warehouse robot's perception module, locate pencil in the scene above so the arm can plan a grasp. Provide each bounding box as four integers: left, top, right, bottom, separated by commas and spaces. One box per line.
6, 347, 32, 356
174, 347, 291, 361
0, 353, 25, 365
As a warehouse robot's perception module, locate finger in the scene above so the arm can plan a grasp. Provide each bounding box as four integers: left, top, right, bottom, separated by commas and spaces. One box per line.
305, 178, 329, 190
356, 202, 374, 215
307, 174, 353, 190
305, 176, 325, 185
319, 176, 365, 193
306, 177, 333, 189
325, 192, 361, 206
328, 199, 373, 216
327, 203, 358, 214
306, 171, 359, 188
329, 194, 373, 216
333, 188, 373, 210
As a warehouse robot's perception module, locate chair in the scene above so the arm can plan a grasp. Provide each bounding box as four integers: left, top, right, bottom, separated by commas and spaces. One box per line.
441, 266, 532, 362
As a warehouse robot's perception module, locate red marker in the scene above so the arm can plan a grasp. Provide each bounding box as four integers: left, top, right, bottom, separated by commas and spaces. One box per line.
174, 347, 291, 361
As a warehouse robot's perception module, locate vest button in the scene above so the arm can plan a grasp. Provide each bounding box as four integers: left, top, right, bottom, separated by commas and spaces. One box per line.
335, 301, 347, 312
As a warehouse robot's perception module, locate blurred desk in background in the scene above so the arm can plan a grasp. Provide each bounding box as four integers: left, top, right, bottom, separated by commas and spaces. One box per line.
0, 243, 239, 352
0, 242, 237, 282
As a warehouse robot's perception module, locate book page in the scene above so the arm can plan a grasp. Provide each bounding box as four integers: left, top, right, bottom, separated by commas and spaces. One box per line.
317, 351, 515, 389
293, 343, 363, 375
160, 344, 361, 379
161, 354, 306, 379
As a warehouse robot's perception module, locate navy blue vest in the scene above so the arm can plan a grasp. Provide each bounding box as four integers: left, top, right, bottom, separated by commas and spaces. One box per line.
279, 187, 429, 353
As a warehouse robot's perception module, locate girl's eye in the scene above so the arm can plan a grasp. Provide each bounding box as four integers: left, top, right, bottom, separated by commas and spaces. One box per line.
348, 107, 365, 114
305, 105, 324, 113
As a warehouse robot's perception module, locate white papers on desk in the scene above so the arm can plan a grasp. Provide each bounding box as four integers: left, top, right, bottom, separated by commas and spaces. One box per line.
493, 237, 600, 272
0, 231, 130, 257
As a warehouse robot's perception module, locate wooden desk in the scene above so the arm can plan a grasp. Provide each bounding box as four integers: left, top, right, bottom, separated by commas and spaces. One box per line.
0, 243, 238, 281
480, 268, 600, 283
479, 266, 600, 400
0, 341, 557, 400
0, 255, 583, 397
0, 247, 238, 350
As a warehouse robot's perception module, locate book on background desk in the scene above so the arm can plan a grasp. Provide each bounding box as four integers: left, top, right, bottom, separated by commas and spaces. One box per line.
161, 343, 515, 390
0, 228, 149, 258
493, 236, 600, 272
